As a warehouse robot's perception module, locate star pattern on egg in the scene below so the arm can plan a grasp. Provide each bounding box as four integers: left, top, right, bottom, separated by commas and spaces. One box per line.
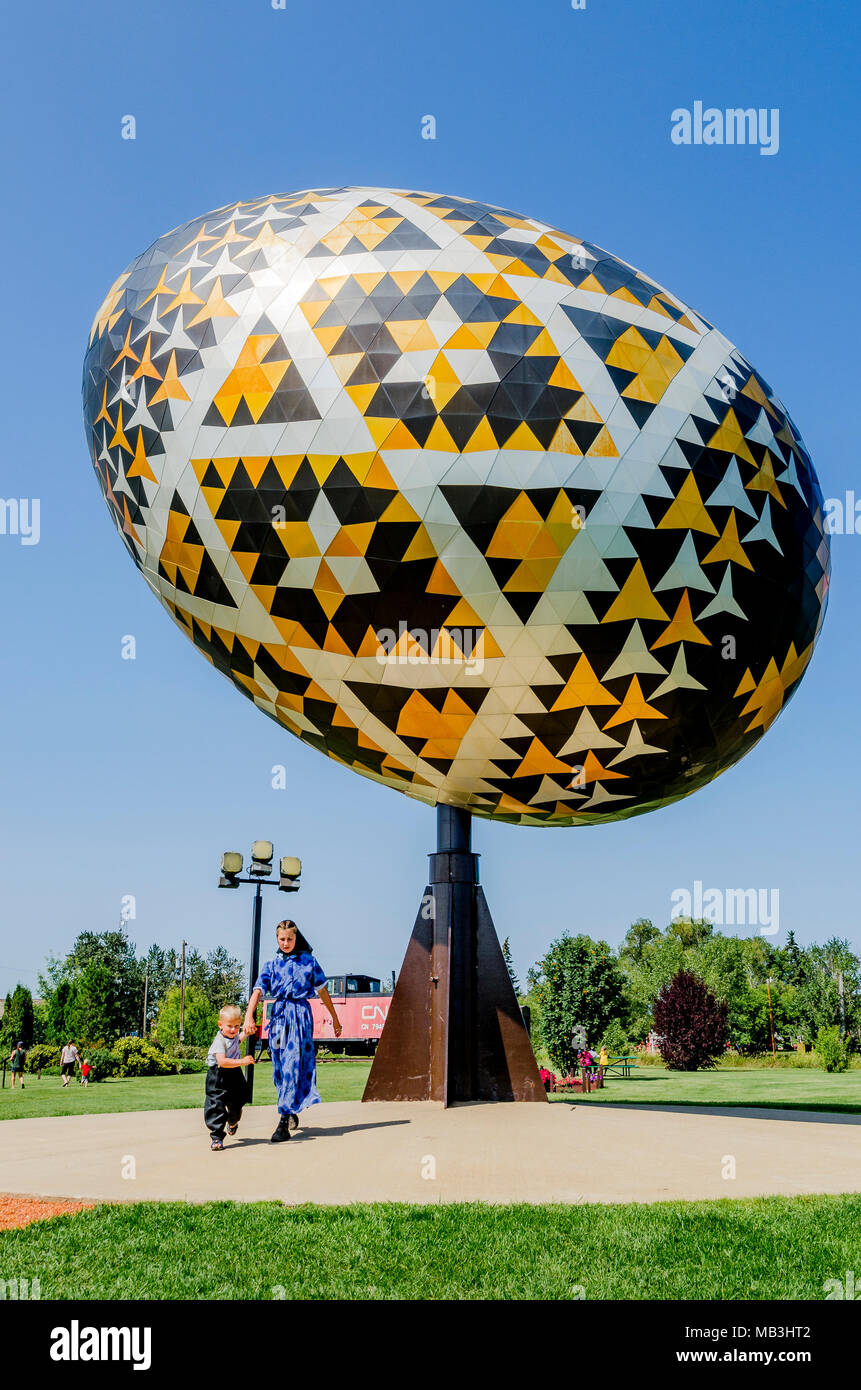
82, 187, 829, 825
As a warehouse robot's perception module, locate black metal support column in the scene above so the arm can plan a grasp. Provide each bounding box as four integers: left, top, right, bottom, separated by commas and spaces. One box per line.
363, 805, 545, 1105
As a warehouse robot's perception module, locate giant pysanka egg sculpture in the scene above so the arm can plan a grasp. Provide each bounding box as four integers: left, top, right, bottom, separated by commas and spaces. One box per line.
82, 188, 829, 825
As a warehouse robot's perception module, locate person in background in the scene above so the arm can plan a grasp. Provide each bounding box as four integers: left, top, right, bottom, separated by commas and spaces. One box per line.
80, 1059, 92, 1087
8, 1041, 27, 1090
60, 1041, 80, 1087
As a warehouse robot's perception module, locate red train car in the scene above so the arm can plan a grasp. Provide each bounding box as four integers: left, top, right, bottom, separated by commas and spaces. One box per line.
260, 973, 393, 1055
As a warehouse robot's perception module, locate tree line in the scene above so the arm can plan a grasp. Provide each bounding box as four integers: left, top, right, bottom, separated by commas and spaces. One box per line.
524, 919, 860, 1074
4, 918, 857, 1074
1, 929, 245, 1052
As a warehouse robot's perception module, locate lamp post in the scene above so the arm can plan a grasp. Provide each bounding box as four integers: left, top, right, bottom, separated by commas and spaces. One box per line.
179, 940, 187, 1044
218, 843, 301, 1101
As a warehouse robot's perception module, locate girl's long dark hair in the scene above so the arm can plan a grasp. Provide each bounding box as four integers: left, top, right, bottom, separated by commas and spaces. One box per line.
276, 919, 313, 956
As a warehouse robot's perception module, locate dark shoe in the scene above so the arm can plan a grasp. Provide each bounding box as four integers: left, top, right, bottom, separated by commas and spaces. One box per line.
287, 1112, 299, 1131
227, 1121, 239, 1136
270, 1117, 291, 1143
211, 1139, 223, 1151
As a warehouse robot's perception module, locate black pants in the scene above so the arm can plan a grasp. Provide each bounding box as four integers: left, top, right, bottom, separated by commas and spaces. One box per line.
204, 1066, 249, 1141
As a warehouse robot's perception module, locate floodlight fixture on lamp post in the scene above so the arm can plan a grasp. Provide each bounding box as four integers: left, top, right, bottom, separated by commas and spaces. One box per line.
217, 844, 301, 1100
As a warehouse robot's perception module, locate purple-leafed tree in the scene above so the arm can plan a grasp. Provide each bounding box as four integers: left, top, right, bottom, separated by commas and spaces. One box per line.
654, 969, 729, 1071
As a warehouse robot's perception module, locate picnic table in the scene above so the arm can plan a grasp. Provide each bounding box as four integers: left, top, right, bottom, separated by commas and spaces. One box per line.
550, 1055, 641, 1093
603, 1054, 638, 1078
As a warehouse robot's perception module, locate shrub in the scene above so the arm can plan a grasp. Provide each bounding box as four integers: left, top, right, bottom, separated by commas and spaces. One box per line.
170, 1058, 209, 1074
24, 1043, 60, 1074
110, 1037, 175, 1077
166, 1043, 209, 1061
716, 1049, 820, 1069
653, 970, 729, 1071
815, 1026, 849, 1073
83, 1048, 121, 1080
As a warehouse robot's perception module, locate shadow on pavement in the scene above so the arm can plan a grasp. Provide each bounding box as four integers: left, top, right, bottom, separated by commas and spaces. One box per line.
557, 1101, 861, 1125
231, 1119, 411, 1145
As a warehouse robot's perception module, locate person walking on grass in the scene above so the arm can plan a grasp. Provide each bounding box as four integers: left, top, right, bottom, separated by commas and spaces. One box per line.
80, 1059, 93, 1087
60, 1040, 80, 1086
243, 920, 342, 1144
8, 1041, 27, 1089
205, 1005, 255, 1152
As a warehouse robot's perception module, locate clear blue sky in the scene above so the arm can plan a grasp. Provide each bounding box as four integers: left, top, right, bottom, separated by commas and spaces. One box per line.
0, 0, 857, 996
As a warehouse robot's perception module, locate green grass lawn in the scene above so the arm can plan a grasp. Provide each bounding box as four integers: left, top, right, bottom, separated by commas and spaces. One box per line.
1, 1194, 859, 1299
0, 1060, 372, 1121
3, 1059, 860, 1120
553, 1065, 861, 1112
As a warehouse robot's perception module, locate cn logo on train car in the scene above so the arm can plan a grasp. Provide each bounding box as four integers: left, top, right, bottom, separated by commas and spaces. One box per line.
260, 973, 394, 1056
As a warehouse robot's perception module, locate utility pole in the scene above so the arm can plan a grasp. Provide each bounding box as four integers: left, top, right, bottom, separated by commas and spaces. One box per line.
838, 971, 846, 1036
180, 940, 187, 1044
766, 977, 776, 1061
142, 966, 149, 1037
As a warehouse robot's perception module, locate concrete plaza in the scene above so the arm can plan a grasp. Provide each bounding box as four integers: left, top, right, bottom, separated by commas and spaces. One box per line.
1, 1100, 859, 1206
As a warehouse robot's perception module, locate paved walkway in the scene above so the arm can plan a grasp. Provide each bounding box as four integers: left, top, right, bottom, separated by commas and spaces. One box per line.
1, 1101, 859, 1206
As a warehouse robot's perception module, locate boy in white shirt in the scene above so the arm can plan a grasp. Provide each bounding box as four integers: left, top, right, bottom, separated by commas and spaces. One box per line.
205, 1005, 255, 1151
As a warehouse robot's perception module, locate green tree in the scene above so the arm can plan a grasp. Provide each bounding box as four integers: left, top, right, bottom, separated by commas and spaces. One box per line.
1, 985, 35, 1049
41, 977, 73, 1045
600, 1018, 630, 1055
40, 934, 143, 1045
732, 980, 799, 1051
619, 918, 660, 964
534, 934, 625, 1072
668, 916, 714, 950
795, 971, 839, 1044
155, 985, 219, 1049
64, 961, 129, 1043
37, 953, 68, 1038
31, 999, 48, 1044
619, 932, 686, 1042
791, 939, 860, 1044
817, 938, 861, 1042
691, 935, 751, 1043
501, 938, 520, 995
775, 930, 807, 987
39, 930, 144, 1042
186, 946, 245, 1012
740, 935, 779, 989
140, 945, 180, 1030
66, 931, 143, 1032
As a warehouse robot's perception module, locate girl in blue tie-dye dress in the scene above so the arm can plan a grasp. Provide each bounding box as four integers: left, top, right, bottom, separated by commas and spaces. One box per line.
244, 920, 342, 1143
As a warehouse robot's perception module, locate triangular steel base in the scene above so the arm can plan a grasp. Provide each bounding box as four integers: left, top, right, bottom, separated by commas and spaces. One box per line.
363, 809, 546, 1105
